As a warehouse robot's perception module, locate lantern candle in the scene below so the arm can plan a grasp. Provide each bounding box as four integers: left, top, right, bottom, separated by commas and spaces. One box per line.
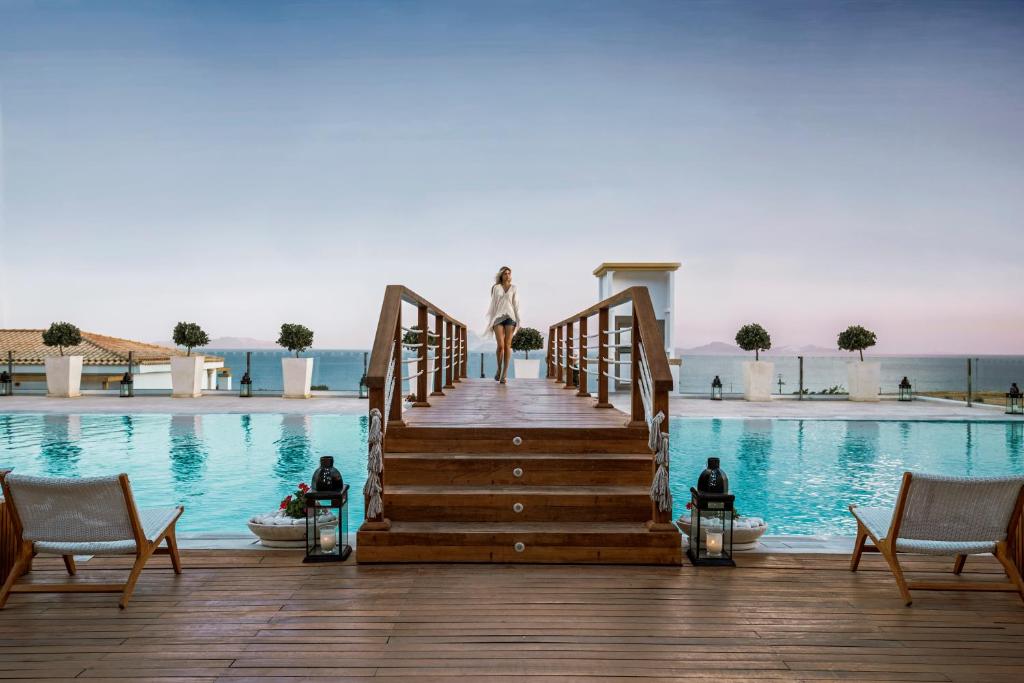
319, 528, 337, 552
706, 531, 723, 557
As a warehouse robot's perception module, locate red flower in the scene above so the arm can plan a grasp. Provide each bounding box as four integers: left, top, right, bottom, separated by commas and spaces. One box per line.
685, 502, 693, 510
279, 499, 287, 510
298, 483, 309, 492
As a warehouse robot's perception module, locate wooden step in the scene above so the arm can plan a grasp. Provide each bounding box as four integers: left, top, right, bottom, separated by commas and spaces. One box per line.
384, 426, 649, 453
383, 485, 650, 523
384, 452, 652, 486
357, 521, 682, 565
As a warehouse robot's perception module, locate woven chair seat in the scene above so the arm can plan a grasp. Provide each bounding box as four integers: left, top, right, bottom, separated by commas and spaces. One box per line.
852, 506, 997, 556
32, 507, 182, 556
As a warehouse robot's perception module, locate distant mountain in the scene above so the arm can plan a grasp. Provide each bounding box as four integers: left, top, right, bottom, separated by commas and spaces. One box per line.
153, 337, 280, 350
678, 341, 742, 355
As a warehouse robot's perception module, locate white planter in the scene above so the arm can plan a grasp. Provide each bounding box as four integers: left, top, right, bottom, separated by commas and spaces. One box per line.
171, 355, 205, 398
676, 514, 768, 551
514, 358, 540, 379
848, 361, 881, 402
247, 511, 337, 548
742, 360, 774, 401
44, 356, 83, 398
406, 358, 420, 398
282, 357, 314, 399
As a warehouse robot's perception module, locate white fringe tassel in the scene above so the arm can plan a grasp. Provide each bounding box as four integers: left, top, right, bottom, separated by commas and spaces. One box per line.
647, 410, 664, 453
364, 408, 384, 520
649, 430, 672, 513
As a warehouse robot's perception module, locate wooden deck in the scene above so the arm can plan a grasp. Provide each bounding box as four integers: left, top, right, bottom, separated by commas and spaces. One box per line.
1, 550, 1023, 681
400, 378, 629, 428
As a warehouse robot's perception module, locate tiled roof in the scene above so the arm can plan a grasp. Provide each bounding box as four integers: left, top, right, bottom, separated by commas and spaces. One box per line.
0, 330, 223, 366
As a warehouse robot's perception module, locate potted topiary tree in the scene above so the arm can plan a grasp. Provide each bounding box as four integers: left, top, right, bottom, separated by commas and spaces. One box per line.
170, 321, 210, 398
735, 323, 773, 401
41, 322, 83, 397
838, 324, 879, 402
278, 323, 315, 398
511, 327, 544, 379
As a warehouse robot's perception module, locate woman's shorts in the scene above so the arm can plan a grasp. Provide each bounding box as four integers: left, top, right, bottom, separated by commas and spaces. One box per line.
494, 316, 517, 329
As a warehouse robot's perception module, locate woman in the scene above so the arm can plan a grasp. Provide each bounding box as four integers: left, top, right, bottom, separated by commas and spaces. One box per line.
485, 266, 521, 384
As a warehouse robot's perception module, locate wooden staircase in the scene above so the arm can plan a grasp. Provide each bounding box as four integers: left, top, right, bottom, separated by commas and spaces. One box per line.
356, 286, 681, 565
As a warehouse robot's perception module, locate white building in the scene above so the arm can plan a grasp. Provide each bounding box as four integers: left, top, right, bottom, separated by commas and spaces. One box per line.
593, 262, 682, 391
0, 329, 228, 392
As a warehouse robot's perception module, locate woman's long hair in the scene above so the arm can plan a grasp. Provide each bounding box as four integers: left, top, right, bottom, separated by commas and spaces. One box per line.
494, 266, 511, 286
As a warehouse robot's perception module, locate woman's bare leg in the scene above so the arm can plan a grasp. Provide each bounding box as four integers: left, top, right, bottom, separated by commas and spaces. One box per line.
502, 327, 515, 380
494, 326, 506, 380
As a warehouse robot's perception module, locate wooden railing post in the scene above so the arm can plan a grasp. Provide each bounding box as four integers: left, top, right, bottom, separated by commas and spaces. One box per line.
563, 322, 575, 389
414, 305, 430, 406
649, 383, 673, 530
555, 326, 564, 383
577, 315, 590, 397
444, 320, 455, 388
431, 313, 444, 396
461, 326, 468, 379
546, 327, 554, 379
630, 309, 643, 425
390, 315, 403, 426
596, 306, 611, 408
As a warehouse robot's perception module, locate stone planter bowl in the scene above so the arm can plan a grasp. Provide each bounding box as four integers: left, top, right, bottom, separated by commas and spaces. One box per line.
247, 512, 337, 548
676, 514, 768, 551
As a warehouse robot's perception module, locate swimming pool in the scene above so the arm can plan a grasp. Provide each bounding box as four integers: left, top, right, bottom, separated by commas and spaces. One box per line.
1, 414, 1021, 536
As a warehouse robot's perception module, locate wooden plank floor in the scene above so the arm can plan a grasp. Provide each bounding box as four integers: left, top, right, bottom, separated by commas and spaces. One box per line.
401, 378, 629, 428
2, 551, 1023, 681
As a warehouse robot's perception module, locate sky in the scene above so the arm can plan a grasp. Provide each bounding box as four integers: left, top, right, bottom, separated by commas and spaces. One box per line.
0, 0, 1022, 354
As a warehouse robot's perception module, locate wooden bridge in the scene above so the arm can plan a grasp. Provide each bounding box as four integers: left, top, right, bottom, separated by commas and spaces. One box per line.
356, 285, 682, 564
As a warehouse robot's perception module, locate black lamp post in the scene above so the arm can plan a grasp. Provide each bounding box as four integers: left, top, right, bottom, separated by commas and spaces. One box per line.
1008, 383, 1023, 416
120, 351, 134, 397
686, 457, 735, 567
711, 375, 723, 401
0, 371, 11, 397
898, 376, 912, 402
240, 351, 253, 398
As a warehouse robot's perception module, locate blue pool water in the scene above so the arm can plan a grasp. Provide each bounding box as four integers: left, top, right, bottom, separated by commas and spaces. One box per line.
1, 414, 1022, 536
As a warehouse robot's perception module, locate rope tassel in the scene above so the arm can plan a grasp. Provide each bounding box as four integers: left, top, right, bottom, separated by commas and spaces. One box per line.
648, 411, 664, 452
365, 408, 384, 520
650, 431, 672, 513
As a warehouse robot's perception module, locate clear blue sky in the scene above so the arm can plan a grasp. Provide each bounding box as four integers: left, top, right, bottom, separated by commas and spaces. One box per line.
1, 0, 1022, 353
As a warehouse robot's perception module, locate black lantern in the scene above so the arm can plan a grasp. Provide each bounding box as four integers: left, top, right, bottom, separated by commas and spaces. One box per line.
0, 371, 11, 397
240, 372, 253, 398
119, 371, 134, 398
711, 375, 723, 401
686, 457, 735, 566
303, 484, 351, 562
898, 376, 912, 402
359, 352, 369, 399
1008, 383, 1023, 415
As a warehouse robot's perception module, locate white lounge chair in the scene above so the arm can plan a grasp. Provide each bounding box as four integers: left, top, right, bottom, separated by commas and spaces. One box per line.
850, 471, 1024, 605
0, 472, 183, 609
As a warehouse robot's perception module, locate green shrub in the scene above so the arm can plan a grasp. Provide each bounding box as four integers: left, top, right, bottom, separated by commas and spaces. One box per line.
837, 325, 877, 361
735, 323, 771, 361
277, 323, 314, 357
402, 330, 422, 346
41, 322, 82, 356
172, 322, 210, 356
511, 327, 544, 359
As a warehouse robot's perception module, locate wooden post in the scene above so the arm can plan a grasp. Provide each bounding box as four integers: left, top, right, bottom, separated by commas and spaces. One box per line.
431, 314, 444, 396
630, 309, 643, 425
967, 358, 973, 407
649, 384, 674, 531
413, 305, 430, 406
389, 315, 403, 426
577, 315, 590, 397
555, 326, 563, 383
563, 322, 575, 389
798, 355, 804, 400
444, 320, 455, 388
596, 306, 612, 408
547, 327, 554, 379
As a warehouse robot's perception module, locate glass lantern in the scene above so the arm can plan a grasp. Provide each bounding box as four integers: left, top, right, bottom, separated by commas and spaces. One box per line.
119, 371, 134, 397
239, 372, 253, 398
304, 484, 351, 563
898, 377, 912, 402
359, 351, 369, 399
1008, 383, 1023, 415
0, 371, 12, 397
711, 375, 723, 401
687, 488, 735, 566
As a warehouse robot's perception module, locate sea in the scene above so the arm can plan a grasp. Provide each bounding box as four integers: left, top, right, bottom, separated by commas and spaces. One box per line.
206, 349, 1024, 396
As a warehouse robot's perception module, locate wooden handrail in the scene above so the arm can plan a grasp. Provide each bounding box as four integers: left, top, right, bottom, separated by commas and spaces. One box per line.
547, 286, 675, 532
362, 286, 467, 529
